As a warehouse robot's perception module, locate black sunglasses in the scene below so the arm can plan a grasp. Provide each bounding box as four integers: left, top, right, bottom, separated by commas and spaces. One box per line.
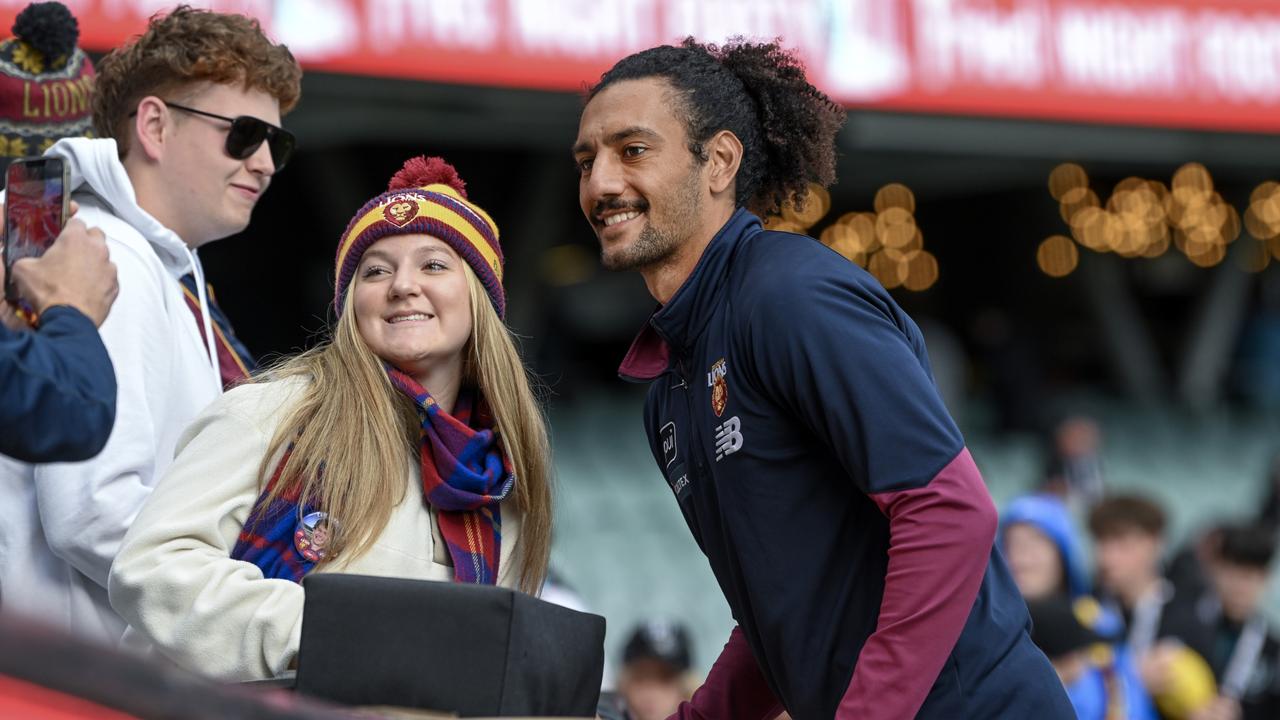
137, 100, 296, 171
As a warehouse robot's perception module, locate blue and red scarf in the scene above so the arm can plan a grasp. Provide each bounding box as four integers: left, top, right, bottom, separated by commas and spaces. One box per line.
180, 274, 256, 390
230, 367, 514, 585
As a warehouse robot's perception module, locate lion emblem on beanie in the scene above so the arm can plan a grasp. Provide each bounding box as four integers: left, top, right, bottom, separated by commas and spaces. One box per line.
384, 199, 418, 227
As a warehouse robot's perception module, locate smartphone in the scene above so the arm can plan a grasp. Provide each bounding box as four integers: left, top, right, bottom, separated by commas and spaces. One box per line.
3, 157, 70, 302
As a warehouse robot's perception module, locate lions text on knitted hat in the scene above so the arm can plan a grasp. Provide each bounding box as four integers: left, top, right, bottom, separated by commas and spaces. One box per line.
335, 157, 505, 318
0, 2, 94, 165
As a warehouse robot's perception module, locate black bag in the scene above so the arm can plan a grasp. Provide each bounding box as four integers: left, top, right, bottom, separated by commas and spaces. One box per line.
295, 574, 606, 717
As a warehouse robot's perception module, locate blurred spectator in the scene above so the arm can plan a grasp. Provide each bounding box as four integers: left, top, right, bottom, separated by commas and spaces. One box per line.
1027, 595, 1132, 719
0, 2, 95, 172
1040, 415, 1106, 508
1, 216, 117, 463
1002, 494, 1156, 719
1002, 494, 1091, 601
617, 621, 695, 720
1195, 524, 1280, 720
1090, 495, 1220, 719
1167, 524, 1227, 614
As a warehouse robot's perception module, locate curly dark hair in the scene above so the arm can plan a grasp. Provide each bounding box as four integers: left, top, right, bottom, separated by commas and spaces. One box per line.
92, 5, 301, 155
589, 38, 846, 216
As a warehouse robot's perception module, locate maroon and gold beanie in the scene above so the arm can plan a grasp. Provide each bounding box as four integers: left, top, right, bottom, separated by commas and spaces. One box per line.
0, 2, 94, 167
334, 156, 505, 318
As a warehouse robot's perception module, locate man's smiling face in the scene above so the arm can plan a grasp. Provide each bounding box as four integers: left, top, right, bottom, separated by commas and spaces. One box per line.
573, 77, 705, 272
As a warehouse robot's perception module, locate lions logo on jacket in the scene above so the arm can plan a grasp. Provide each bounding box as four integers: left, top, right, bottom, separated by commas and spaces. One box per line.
708, 358, 729, 417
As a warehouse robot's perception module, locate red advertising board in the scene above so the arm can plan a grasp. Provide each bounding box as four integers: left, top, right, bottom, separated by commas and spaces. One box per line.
3, 0, 1277, 133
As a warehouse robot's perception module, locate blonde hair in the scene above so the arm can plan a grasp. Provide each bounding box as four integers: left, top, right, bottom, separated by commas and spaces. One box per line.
254, 266, 551, 595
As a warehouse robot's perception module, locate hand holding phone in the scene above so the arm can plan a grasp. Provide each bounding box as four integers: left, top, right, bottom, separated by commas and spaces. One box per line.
3, 157, 70, 304
9, 218, 117, 326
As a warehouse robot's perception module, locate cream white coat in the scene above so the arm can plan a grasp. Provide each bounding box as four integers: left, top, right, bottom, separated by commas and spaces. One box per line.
109, 377, 523, 680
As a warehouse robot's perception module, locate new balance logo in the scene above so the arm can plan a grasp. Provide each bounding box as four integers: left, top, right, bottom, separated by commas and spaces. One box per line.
714, 416, 743, 461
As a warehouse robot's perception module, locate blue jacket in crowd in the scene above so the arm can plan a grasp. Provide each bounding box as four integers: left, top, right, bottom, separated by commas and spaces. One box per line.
0, 306, 116, 462
1002, 494, 1159, 720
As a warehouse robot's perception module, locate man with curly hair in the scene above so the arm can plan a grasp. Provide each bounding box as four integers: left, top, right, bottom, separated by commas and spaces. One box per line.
575, 40, 1073, 719
0, 5, 300, 644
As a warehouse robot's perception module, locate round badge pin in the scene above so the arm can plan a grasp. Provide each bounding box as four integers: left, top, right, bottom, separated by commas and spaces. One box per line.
294, 511, 333, 562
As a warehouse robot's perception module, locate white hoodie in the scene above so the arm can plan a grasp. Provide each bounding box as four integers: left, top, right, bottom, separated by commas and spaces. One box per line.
0, 137, 223, 644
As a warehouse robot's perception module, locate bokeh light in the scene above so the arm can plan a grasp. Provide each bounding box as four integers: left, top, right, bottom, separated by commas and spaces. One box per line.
902, 250, 938, 291
817, 184, 936, 292
1142, 226, 1171, 258
821, 223, 862, 263
1059, 187, 1100, 225
1247, 181, 1280, 240
1049, 163, 1089, 201
767, 181, 834, 233
846, 213, 879, 254
1048, 163, 1276, 269
874, 183, 915, 214
794, 183, 831, 227
876, 207, 916, 249
868, 251, 906, 289
1185, 237, 1227, 267
1038, 235, 1079, 277
1072, 207, 1108, 252
1171, 162, 1213, 206
882, 228, 924, 261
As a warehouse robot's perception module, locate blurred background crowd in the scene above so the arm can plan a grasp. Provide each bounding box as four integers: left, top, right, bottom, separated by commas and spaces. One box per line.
1, 0, 1279, 718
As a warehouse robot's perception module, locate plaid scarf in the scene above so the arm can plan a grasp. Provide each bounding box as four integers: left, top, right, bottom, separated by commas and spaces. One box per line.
387, 367, 514, 583
230, 442, 320, 581
179, 274, 256, 390
230, 369, 514, 585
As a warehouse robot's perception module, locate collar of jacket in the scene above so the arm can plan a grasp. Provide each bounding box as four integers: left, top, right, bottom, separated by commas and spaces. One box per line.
618, 208, 760, 381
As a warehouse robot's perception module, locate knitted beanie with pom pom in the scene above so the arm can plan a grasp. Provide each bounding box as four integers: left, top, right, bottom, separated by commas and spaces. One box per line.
333, 155, 505, 317
0, 2, 95, 169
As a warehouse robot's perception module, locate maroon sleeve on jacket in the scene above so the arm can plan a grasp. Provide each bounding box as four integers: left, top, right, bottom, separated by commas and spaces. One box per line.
667, 626, 783, 720
836, 447, 997, 720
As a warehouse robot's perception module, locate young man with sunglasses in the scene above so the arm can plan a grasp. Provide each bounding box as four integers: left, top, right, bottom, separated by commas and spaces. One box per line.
0, 7, 300, 645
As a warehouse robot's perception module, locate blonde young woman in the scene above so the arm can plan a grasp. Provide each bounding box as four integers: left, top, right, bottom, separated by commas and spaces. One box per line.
108, 157, 552, 680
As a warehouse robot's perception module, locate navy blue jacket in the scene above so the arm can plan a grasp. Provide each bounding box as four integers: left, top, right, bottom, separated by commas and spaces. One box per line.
619, 210, 1072, 719
0, 306, 116, 462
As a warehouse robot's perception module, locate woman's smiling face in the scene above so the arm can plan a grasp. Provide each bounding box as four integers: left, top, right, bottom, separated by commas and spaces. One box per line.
351, 233, 473, 380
